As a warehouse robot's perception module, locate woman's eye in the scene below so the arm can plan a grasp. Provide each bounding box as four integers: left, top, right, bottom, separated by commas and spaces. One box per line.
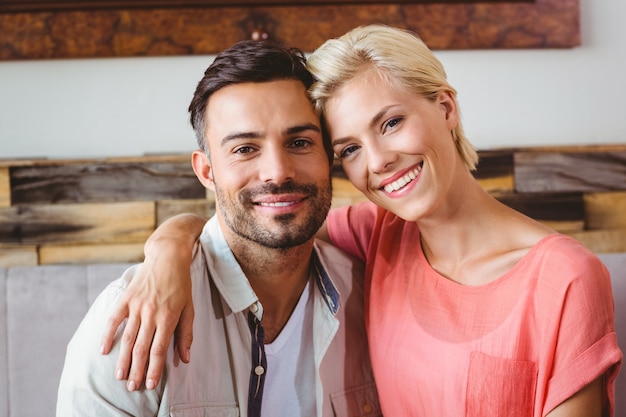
339, 144, 360, 158
383, 117, 402, 132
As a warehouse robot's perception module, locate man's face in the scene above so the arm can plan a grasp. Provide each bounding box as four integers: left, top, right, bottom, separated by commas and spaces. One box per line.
202, 79, 332, 249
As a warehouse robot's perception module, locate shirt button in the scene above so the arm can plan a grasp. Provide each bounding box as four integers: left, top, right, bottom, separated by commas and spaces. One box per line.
254, 366, 265, 376
250, 303, 259, 313
362, 403, 373, 414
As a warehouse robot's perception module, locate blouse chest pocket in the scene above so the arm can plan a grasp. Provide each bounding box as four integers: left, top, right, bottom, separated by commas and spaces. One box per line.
330, 382, 382, 417
466, 351, 538, 417
169, 402, 239, 417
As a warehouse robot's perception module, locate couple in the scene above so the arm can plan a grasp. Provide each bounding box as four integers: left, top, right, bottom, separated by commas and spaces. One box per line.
58, 24, 622, 416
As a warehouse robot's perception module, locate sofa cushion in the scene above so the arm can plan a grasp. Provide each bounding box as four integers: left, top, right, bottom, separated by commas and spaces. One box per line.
1, 263, 132, 417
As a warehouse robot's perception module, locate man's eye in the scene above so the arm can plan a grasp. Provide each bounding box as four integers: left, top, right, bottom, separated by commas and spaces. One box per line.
291, 139, 310, 148
234, 146, 254, 154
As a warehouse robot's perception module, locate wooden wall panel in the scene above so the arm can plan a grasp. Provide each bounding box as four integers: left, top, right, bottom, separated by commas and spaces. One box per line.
566, 229, 626, 254
1, 143, 625, 266
474, 150, 515, 193
0, 201, 154, 244
514, 150, 626, 193
0, 0, 580, 61
10, 158, 202, 205
0, 167, 9, 208
0, 245, 38, 267
39, 242, 144, 264
156, 198, 215, 226
583, 192, 626, 230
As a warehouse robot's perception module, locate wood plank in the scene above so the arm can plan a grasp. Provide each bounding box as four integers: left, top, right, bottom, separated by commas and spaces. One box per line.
331, 177, 368, 209
156, 198, 215, 226
0, 246, 38, 267
0, 201, 155, 244
474, 150, 514, 179
10, 161, 203, 205
39, 242, 145, 264
566, 229, 626, 254
514, 151, 626, 193
0, 167, 9, 208
583, 192, 626, 230
474, 150, 515, 193
0, 0, 579, 61
536, 220, 585, 234
493, 192, 585, 222
477, 176, 514, 194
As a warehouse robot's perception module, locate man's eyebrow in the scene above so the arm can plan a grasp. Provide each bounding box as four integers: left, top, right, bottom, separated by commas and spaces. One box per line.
220, 123, 320, 146
285, 123, 321, 136
221, 131, 261, 146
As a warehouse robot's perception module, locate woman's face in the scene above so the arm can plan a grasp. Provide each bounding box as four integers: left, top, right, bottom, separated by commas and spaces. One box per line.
324, 71, 462, 222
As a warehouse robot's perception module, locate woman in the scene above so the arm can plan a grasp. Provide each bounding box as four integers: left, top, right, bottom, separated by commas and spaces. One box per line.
102, 25, 622, 416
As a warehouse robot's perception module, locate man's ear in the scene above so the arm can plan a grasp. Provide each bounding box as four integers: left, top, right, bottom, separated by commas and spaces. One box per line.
191, 150, 215, 192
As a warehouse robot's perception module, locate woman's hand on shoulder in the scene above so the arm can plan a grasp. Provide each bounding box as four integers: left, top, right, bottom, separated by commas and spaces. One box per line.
99, 213, 207, 391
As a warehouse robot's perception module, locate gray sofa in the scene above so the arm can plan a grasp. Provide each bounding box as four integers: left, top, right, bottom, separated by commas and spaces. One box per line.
0, 255, 624, 417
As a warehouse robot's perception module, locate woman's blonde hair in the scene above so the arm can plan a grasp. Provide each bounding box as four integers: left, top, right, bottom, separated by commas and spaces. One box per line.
307, 24, 478, 171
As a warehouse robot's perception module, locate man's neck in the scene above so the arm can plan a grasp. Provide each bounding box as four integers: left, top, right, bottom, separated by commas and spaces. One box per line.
227, 233, 315, 343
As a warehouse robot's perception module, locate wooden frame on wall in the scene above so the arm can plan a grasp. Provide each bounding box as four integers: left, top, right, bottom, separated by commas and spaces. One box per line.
0, 0, 579, 60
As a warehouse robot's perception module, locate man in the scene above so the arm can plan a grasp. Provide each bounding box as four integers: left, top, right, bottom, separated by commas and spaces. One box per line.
56, 40, 380, 416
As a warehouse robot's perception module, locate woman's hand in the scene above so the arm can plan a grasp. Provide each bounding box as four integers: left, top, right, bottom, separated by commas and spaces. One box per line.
99, 213, 207, 391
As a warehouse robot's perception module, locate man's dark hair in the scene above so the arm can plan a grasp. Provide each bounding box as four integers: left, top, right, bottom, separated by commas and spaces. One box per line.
188, 40, 332, 161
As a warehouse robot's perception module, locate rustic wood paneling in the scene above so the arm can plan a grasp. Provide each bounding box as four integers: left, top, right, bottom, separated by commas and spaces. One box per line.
0, 245, 38, 267
583, 192, 626, 230
156, 198, 215, 226
0, 0, 528, 13
39, 242, 144, 264
494, 191, 585, 222
1, 144, 626, 266
566, 229, 626, 254
10, 160, 202, 205
0, 167, 9, 208
514, 151, 626, 193
473, 150, 515, 193
0, 201, 154, 244
0, 0, 580, 61
331, 177, 368, 209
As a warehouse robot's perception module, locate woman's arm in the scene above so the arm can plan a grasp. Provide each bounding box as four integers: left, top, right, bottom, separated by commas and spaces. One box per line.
544, 376, 603, 417
100, 213, 207, 391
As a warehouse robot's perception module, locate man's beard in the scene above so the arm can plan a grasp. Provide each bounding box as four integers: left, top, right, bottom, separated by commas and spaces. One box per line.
214, 179, 332, 249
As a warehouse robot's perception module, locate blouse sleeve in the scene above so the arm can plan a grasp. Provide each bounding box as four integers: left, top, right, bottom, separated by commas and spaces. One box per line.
541, 239, 622, 415
326, 202, 380, 263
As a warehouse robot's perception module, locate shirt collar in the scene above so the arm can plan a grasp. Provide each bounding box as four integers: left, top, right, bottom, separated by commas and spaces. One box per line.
200, 216, 341, 319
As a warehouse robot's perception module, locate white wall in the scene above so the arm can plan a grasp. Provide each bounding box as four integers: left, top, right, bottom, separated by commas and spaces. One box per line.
0, 0, 624, 159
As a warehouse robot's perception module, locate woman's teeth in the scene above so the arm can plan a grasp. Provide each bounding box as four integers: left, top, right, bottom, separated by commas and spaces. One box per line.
383, 166, 421, 193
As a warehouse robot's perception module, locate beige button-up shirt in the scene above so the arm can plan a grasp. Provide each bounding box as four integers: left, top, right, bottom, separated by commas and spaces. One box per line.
57, 216, 380, 417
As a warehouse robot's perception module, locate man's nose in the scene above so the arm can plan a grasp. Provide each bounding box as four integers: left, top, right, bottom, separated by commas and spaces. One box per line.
258, 147, 296, 183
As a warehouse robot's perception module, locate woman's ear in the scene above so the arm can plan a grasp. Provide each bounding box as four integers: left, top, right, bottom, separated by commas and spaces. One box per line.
438, 90, 459, 129
191, 150, 215, 192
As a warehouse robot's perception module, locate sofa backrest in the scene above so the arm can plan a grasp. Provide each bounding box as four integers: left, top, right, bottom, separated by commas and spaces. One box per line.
0, 257, 624, 417
0, 264, 132, 417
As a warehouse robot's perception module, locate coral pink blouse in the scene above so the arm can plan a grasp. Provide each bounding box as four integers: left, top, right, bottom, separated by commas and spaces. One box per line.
327, 202, 622, 416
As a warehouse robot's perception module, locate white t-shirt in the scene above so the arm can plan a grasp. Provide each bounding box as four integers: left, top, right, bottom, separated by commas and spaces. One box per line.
261, 280, 316, 417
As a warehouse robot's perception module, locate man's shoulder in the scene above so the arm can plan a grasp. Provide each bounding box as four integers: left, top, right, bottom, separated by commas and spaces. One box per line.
314, 239, 365, 289
314, 239, 363, 265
